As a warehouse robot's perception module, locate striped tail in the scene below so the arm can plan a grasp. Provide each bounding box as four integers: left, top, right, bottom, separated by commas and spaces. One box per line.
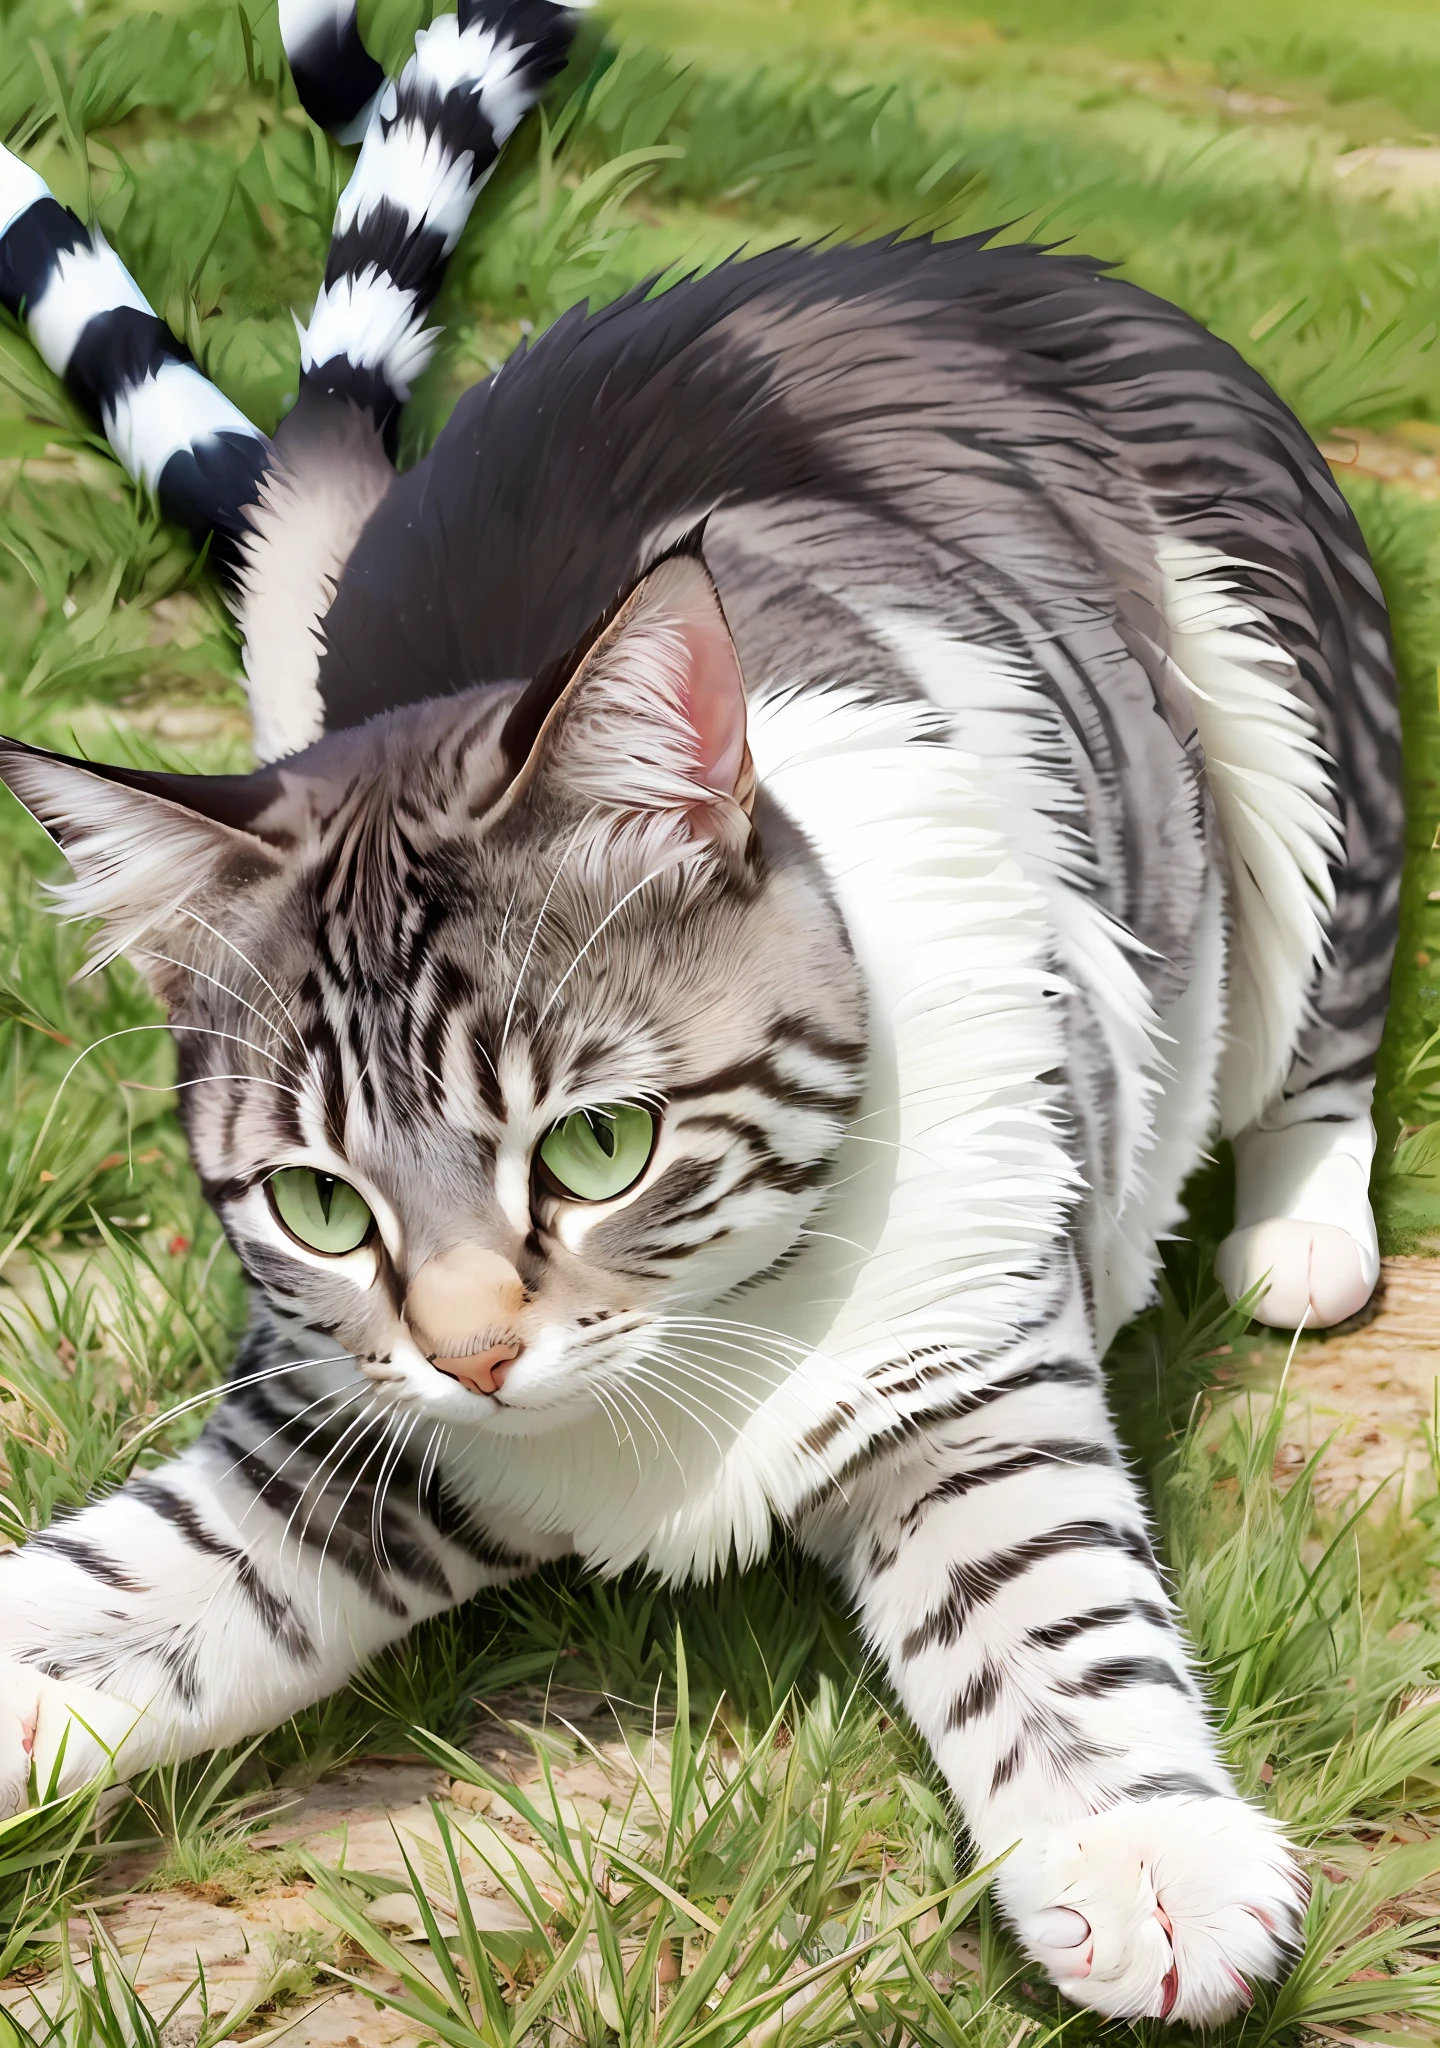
295, 0, 585, 437
279, 0, 387, 144
0, 146, 272, 574
0, 2, 581, 588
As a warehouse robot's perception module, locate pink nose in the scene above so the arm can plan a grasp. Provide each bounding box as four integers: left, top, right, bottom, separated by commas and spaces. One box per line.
431, 1344, 519, 1396
404, 1244, 527, 1398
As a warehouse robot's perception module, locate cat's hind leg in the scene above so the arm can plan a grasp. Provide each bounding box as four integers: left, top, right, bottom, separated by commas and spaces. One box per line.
1210, 745, 1394, 1331
1216, 1117, 1379, 1329
1153, 540, 1400, 1332
1211, 766, 1391, 1330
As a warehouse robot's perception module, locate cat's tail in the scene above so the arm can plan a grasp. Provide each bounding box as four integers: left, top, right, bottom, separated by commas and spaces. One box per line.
0, 145, 272, 574
293, 0, 587, 441
279, 0, 387, 145
228, 0, 586, 760
0, 2, 582, 573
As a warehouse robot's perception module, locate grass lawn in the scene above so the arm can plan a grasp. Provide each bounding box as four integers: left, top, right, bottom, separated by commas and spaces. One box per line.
4, 0, 1440, 2039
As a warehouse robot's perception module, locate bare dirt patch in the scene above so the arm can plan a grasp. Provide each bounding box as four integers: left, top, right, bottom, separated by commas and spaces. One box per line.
1234, 1257, 1440, 1505
1323, 423, 1440, 499
1335, 146, 1440, 211
2, 1694, 667, 2045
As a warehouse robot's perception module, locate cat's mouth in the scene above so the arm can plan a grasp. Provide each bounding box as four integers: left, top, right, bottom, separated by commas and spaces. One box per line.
365, 1314, 657, 1425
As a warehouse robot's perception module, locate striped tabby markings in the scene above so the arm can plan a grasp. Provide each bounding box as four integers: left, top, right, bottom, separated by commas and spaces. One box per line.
0, 150, 269, 563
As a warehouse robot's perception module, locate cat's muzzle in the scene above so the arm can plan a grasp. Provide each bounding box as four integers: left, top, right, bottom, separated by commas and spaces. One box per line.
404, 1242, 527, 1396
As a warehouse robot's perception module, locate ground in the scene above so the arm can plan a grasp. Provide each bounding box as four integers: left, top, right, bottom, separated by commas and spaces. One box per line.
2, 0, 1440, 2042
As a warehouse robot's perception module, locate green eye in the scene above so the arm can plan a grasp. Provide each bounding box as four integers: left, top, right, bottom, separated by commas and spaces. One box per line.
538, 1105, 655, 1202
267, 1169, 374, 1254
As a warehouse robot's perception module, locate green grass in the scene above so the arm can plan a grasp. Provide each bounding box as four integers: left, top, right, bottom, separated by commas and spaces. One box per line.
5, 0, 1440, 2038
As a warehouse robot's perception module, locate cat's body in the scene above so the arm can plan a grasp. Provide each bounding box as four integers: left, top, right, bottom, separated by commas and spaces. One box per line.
0, 1, 1403, 2023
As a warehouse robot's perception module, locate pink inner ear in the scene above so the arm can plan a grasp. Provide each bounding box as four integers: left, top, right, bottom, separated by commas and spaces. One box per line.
674, 605, 748, 797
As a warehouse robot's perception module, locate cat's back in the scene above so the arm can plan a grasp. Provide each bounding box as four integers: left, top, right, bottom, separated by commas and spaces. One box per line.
295, 233, 1396, 1348
306, 237, 1383, 1043
313, 234, 1370, 738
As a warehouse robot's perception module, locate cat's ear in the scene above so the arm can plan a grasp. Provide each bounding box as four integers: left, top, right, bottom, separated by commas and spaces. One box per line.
500, 543, 755, 854
0, 738, 287, 979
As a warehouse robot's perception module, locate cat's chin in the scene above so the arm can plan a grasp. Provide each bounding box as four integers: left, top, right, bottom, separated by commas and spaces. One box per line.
470, 1397, 580, 1438
391, 1367, 604, 1439
360, 1334, 623, 1436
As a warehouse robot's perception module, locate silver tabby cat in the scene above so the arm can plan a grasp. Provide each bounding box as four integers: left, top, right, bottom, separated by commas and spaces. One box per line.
0, 0, 1402, 2023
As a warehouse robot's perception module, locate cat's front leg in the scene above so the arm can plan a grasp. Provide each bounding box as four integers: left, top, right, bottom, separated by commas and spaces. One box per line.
801, 1286, 1306, 2022
0, 1451, 373, 1812
0, 1361, 528, 1812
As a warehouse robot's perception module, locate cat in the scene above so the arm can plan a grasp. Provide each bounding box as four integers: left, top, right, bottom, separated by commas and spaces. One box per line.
0, 0, 1402, 2023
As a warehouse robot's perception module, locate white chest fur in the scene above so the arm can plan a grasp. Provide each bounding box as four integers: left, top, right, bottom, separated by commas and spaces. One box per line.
445, 683, 1080, 1581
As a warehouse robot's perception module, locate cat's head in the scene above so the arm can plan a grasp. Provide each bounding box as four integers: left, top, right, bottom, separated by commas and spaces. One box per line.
0, 544, 866, 1431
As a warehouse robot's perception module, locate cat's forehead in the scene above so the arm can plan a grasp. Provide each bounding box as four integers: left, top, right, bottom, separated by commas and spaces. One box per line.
288, 833, 733, 1054
278, 782, 668, 990
241, 790, 734, 1104
252, 730, 743, 998
262, 873, 727, 1195
241, 685, 518, 845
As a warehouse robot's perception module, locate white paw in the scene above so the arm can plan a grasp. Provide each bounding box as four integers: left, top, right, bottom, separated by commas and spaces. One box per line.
0, 1662, 143, 1817
1220, 1117, 1379, 1329
997, 1795, 1307, 2023
1216, 1218, 1375, 1329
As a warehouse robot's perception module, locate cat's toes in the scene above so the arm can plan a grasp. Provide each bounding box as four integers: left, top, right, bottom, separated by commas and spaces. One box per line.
998, 1795, 1306, 2023
0, 1663, 137, 1817
0, 1666, 44, 1819
1221, 1118, 1379, 1329
1215, 1218, 1376, 1330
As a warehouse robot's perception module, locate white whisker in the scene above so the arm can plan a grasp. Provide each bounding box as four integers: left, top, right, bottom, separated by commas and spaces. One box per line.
261, 1390, 379, 1561
180, 907, 307, 1058
285, 1395, 383, 1565
661, 1312, 814, 1352
372, 1410, 421, 1572
9, 1026, 301, 1257
416, 1422, 448, 1507
228, 1379, 372, 1506
122, 1072, 303, 1098
590, 1381, 637, 1462
659, 1315, 832, 1373
651, 1328, 802, 1380
614, 1360, 727, 1462
639, 1328, 848, 1425
631, 1367, 757, 1443
634, 1341, 770, 1410
501, 809, 596, 1046
602, 1369, 662, 1456
130, 1350, 351, 1442
606, 1376, 685, 1479
535, 863, 671, 1029
135, 947, 305, 1078
311, 1408, 397, 1638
